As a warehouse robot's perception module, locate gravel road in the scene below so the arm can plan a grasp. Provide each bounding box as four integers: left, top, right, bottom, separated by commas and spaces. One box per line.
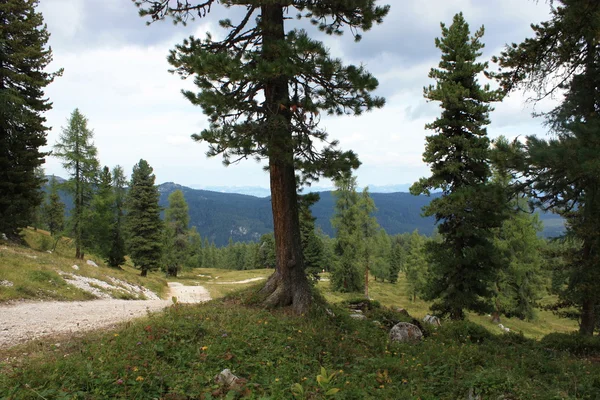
0, 282, 210, 349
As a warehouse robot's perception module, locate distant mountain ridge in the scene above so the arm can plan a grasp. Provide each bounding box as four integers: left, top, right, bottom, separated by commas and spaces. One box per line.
44, 177, 565, 246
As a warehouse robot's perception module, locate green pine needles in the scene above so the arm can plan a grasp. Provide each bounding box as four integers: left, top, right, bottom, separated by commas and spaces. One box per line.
410, 13, 508, 320
0, 0, 62, 238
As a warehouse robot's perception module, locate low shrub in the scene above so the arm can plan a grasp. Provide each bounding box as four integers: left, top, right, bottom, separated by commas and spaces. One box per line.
541, 332, 600, 356
433, 320, 494, 344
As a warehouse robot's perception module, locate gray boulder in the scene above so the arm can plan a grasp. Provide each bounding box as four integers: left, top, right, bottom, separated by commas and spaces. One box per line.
389, 322, 423, 343
423, 314, 442, 327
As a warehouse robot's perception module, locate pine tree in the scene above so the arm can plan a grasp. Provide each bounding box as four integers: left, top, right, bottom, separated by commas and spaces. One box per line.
331, 175, 363, 293
163, 190, 190, 276
410, 13, 508, 320
126, 159, 163, 277
42, 175, 65, 236
492, 0, 600, 335
53, 109, 99, 259
0, 0, 61, 238
135, 0, 389, 313
107, 166, 127, 268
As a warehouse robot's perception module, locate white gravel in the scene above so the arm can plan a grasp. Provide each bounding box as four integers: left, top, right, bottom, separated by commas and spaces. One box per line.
0, 282, 211, 349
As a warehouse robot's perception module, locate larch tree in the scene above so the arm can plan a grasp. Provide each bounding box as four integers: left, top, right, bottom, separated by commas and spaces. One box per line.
53, 109, 100, 259
0, 0, 61, 238
409, 13, 508, 320
491, 0, 600, 335
42, 175, 65, 236
85, 166, 114, 259
331, 175, 363, 293
164, 189, 191, 277
126, 159, 163, 277
134, 0, 389, 313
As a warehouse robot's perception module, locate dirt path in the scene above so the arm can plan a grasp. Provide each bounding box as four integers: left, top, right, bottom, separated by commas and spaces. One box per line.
0, 282, 211, 349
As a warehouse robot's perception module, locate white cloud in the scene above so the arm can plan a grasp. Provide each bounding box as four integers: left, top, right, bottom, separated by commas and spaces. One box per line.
37, 1, 553, 189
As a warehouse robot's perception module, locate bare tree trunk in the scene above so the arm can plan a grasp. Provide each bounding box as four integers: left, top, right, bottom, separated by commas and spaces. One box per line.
364, 257, 369, 299
259, 4, 312, 313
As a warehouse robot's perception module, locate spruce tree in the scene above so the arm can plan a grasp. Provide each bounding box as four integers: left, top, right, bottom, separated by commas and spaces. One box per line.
53, 109, 100, 259
405, 230, 428, 302
388, 236, 404, 284
163, 190, 190, 276
42, 175, 65, 236
0, 0, 61, 238
410, 13, 508, 320
357, 187, 379, 298
126, 159, 163, 277
107, 166, 127, 268
135, 0, 389, 313
492, 0, 600, 335
299, 193, 325, 282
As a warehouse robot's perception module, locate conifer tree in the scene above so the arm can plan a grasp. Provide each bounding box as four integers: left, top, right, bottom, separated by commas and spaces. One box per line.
388, 236, 404, 284
53, 109, 100, 259
405, 230, 428, 302
163, 190, 190, 276
107, 166, 127, 268
410, 13, 508, 320
357, 187, 379, 298
126, 159, 163, 276
299, 193, 325, 282
0, 0, 61, 238
135, 0, 389, 313
331, 175, 363, 292
86, 166, 114, 259
186, 227, 203, 269
492, 0, 600, 335
42, 175, 65, 236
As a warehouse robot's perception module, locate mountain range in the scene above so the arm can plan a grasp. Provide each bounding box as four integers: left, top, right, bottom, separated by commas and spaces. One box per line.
44, 177, 564, 247
156, 182, 565, 246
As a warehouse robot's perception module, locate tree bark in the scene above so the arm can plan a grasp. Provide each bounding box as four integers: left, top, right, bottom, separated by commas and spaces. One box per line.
259, 4, 312, 313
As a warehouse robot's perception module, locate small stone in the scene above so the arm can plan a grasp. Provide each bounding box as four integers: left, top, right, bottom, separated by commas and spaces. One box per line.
395, 307, 410, 317
72, 265, 79, 270
215, 369, 246, 390
1, 233, 7, 241
86, 260, 98, 267
350, 313, 366, 320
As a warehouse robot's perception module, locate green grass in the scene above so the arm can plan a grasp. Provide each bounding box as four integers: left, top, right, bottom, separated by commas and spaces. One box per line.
1, 288, 598, 399
317, 272, 579, 339
0, 228, 169, 302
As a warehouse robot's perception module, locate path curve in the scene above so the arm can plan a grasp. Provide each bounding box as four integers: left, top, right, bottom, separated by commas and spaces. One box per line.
0, 282, 211, 349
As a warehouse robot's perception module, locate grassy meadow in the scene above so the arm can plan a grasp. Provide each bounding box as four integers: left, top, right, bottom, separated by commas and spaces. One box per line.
1, 229, 599, 399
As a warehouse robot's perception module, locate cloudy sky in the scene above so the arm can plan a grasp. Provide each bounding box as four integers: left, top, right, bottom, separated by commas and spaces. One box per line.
37, 0, 556, 190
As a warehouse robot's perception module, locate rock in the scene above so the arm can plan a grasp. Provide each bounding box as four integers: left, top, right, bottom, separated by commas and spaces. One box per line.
389, 322, 423, 343
46, 250, 52, 254
86, 260, 98, 267
423, 314, 442, 327
325, 308, 335, 317
0, 280, 14, 287
350, 313, 366, 320
214, 368, 246, 390
1, 233, 7, 241
72, 265, 79, 270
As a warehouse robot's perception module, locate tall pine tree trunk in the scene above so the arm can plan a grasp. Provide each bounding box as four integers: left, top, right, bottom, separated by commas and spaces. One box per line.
259, 4, 311, 313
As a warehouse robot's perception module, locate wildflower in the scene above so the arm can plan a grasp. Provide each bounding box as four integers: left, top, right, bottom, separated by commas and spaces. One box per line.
116, 379, 124, 385
136, 376, 144, 382
275, 378, 280, 382
298, 330, 302, 333
133, 367, 139, 372
302, 377, 307, 381
201, 346, 208, 351
137, 341, 142, 346
114, 334, 119, 337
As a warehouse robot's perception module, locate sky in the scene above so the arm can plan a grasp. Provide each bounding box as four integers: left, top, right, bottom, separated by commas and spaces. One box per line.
37, 0, 557, 190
